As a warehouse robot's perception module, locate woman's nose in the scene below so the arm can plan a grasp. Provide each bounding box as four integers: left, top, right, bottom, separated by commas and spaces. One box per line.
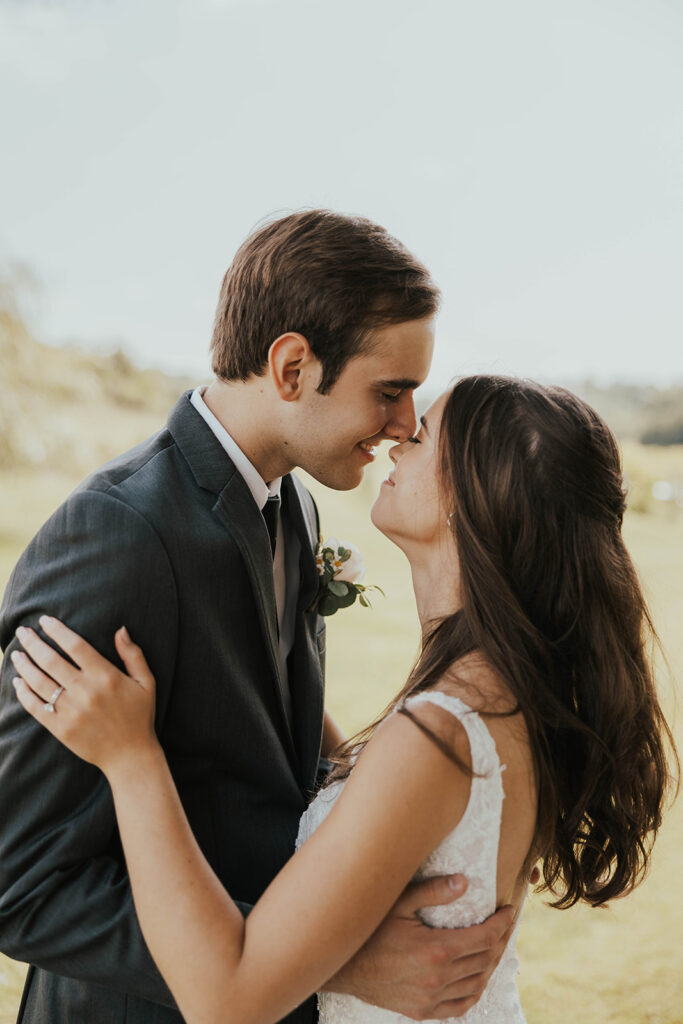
388, 443, 402, 465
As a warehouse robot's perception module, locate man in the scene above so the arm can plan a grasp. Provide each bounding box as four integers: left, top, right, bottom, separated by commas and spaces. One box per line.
0, 210, 513, 1023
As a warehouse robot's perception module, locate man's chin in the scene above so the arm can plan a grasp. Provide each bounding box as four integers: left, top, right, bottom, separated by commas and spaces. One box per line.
309, 465, 364, 491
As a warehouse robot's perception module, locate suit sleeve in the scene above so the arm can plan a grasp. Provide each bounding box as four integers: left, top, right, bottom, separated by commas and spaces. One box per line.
306, 491, 331, 785
0, 488, 182, 1005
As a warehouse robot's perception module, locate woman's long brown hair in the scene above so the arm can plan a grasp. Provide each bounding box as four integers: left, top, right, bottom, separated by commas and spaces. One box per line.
328, 376, 678, 909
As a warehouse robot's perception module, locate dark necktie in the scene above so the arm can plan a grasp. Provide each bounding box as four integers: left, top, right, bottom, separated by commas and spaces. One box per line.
262, 494, 280, 559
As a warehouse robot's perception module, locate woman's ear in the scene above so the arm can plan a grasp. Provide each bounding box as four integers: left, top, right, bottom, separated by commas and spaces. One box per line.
268, 332, 320, 401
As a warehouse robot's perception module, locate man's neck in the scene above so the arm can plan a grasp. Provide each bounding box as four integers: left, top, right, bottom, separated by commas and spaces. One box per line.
201, 379, 295, 483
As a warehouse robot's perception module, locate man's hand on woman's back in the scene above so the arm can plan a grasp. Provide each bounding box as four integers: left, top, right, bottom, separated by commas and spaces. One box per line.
322, 874, 516, 1019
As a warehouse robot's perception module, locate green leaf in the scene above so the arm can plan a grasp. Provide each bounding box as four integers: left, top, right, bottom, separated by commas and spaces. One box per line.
318, 595, 339, 616
335, 587, 358, 609
327, 580, 349, 597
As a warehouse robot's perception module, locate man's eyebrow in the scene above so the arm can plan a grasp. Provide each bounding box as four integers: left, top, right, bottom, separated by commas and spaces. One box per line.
374, 378, 421, 390
420, 415, 430, 436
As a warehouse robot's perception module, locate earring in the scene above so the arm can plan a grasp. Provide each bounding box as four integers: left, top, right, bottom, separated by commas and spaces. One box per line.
446, 512, 456, 531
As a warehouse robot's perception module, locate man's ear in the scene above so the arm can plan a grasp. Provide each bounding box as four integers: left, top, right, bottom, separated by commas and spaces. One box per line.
268, 333, 320, 401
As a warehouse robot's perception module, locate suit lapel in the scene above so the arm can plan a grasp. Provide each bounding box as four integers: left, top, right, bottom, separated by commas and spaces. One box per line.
212, 472, 279, 662
282, 475, 320, 614
282, 475, 325, 792
169, 393, 297, 762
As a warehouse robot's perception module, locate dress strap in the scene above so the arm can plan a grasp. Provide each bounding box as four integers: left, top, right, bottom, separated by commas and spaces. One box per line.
400, 691, 505, 782
399, 691, 508, 939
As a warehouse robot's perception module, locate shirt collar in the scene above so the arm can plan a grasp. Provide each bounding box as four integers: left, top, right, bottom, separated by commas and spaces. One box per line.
190, 386, 281, 511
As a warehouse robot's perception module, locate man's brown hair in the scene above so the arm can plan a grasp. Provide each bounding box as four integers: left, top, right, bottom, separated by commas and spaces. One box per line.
210, 210, 440, 393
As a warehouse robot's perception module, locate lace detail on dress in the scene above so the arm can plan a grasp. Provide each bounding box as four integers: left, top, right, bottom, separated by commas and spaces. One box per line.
295, 691, 526, 1024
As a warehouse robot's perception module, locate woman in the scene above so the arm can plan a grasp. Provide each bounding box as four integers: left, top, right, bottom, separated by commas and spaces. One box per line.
11, 376, 677, 1024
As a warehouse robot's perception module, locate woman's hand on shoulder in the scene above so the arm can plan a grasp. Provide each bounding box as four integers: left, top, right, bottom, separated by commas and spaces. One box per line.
11, 616, 158, 775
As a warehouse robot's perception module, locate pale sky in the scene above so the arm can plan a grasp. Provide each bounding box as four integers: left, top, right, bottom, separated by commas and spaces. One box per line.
1, 0, 682, 390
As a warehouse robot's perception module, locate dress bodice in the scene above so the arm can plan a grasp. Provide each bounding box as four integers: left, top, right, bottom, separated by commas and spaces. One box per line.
295, 691, 526, 1023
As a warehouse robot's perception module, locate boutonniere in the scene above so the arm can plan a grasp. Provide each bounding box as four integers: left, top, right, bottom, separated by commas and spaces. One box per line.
310, 536, 384, 617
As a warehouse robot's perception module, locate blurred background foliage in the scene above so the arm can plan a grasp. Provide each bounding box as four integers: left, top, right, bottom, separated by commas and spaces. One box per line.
0, 269, 192, 476
1, 276, 682, 1023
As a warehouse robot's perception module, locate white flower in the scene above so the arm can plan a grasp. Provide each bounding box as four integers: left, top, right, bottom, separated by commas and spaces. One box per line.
311, 535, 382, 616
323, 537, 366, 584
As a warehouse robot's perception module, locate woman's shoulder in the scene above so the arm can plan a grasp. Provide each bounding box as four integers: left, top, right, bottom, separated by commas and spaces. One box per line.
410, 655, 531, 772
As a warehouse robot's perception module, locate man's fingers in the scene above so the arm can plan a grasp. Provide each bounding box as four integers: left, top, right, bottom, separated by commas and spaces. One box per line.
439, 950, 498, 986
412, 973, 490, 1021
393, 874, 468, 916
428, 994, 482, 1020
428, 904, 515, 963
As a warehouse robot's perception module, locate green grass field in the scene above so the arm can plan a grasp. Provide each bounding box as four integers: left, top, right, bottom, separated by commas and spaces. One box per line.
0, 445, 681, 1024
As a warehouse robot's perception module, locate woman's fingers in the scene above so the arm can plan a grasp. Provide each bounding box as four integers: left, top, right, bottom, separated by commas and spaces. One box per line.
114, 627, 155, 692
14, 619, 155, 702
12, 677, 64, 734
14, 626, 80, 688
13, 676, 49, 716
10, 649, 66, 704
11, 623, 159, 773
38, 615, 104, 672
12, 675, 105, 767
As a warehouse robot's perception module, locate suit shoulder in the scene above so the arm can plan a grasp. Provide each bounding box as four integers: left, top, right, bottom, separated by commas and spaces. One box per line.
10, 429, 181, 579
76, 426, 177, 502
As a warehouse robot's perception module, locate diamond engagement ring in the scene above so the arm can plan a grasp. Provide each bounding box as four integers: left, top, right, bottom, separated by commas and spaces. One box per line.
44, 685, 65, 713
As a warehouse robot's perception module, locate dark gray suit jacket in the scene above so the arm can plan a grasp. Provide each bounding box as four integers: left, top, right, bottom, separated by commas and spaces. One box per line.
0, 392, 326, 1023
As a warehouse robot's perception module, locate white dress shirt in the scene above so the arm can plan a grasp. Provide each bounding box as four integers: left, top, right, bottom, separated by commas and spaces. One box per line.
190, 387, 298, 726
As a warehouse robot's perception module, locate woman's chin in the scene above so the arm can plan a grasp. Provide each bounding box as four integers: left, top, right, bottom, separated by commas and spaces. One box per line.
370, 496, 398, 545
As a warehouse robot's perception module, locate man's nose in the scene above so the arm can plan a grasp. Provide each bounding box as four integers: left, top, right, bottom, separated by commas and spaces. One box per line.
384, 392, 417, 442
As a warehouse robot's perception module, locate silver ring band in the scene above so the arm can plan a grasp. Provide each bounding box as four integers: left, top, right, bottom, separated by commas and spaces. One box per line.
44, 685, 65, 713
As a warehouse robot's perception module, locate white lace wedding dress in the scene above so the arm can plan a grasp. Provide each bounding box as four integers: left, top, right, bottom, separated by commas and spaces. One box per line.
295, 691, 526, 1024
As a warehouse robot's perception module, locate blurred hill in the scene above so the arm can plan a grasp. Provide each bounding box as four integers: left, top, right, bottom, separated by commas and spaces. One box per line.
0, 281, 196, 476
565, 379, 683, 445
2, 271, 682, 477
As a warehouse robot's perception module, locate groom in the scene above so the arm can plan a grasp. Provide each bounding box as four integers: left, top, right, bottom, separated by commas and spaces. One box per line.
0, 210, 514, 1024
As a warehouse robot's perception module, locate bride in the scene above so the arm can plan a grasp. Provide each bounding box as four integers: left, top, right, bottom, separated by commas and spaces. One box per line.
11, 375, 676, 1024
